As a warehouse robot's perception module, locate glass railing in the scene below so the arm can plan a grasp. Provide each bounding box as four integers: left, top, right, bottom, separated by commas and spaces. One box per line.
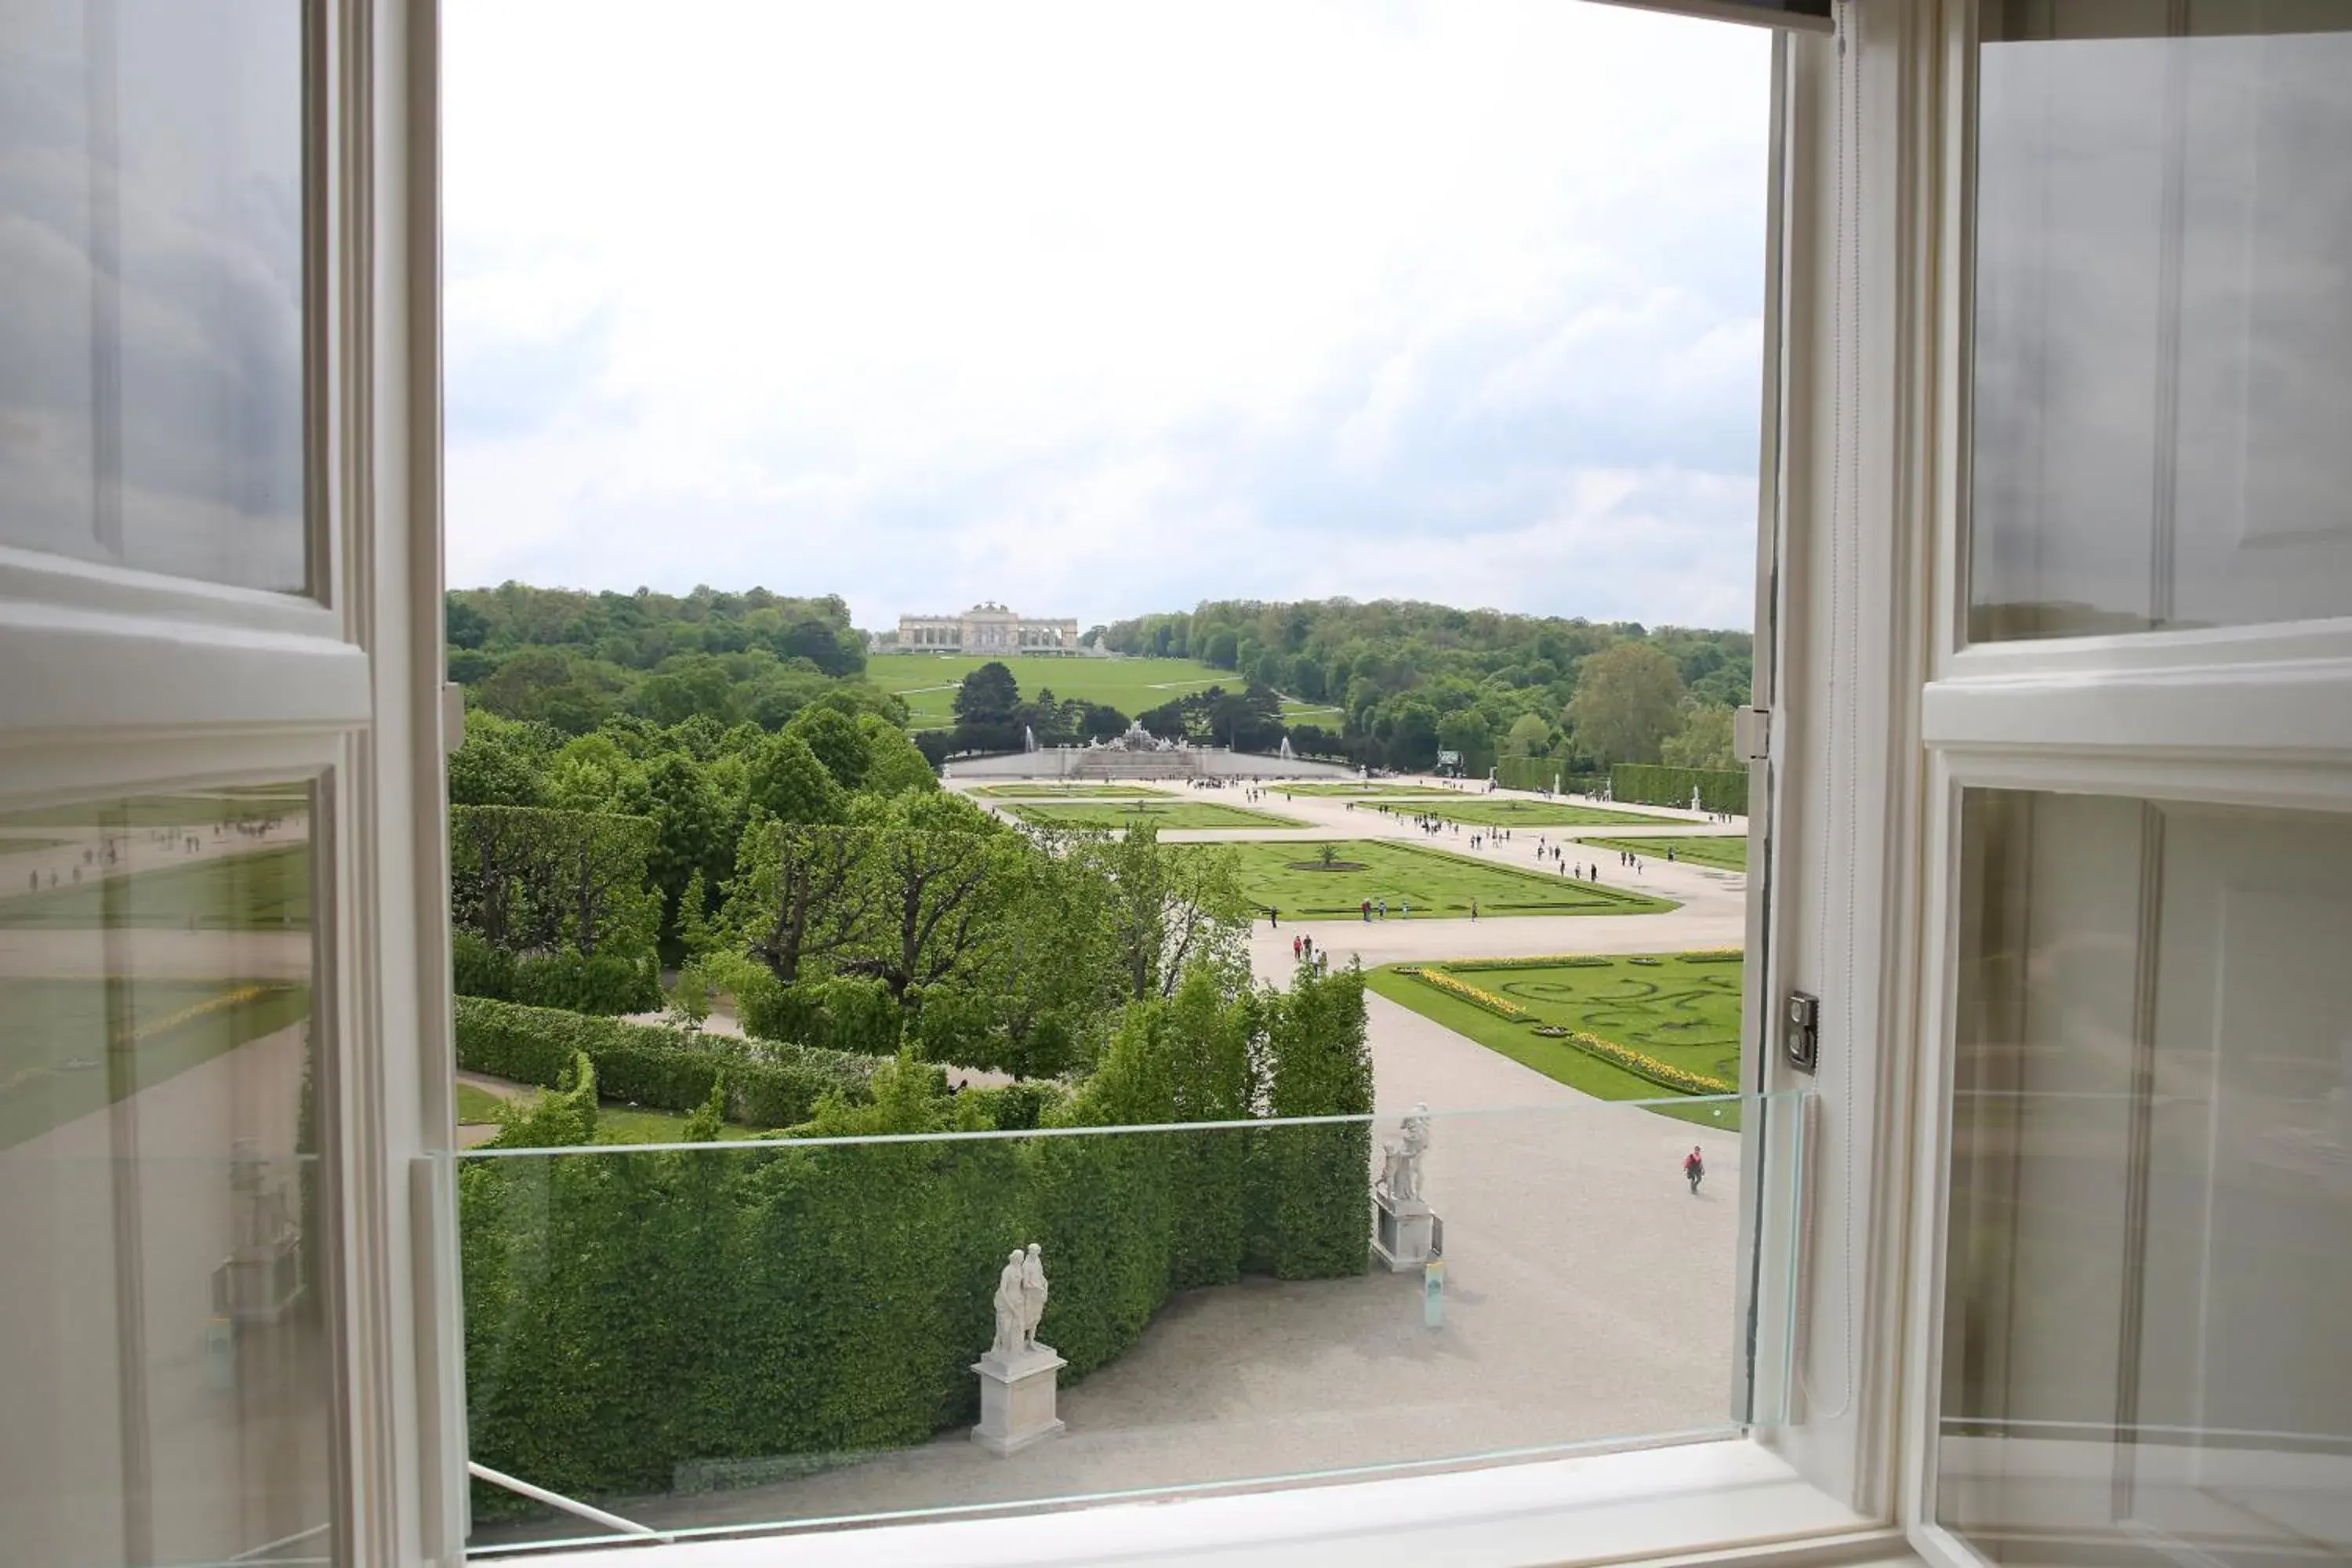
453, 1091, 1802, 1555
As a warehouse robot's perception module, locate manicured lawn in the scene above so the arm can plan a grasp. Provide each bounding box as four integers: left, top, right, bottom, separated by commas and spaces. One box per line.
967, 783, 1175, 799
870, 653, 1231, 728
1367, 951, 1744, 1129
1194, 839, 1675, 919
1577, 834, 1750, 872
456, 1083, 510, 1124
1359, 797, 1673, 828
1272, 782, 1468, 798
0, 844, 311, 930
0, 978, 313, 1149
1008, 800, 1308, 830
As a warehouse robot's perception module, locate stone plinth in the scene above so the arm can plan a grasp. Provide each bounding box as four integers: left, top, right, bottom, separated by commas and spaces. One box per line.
971, 1344, 1066, 1456
1372, 1189, 1442, 1272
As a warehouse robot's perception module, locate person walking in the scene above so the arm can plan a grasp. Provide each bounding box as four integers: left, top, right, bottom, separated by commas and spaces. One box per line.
1684, 1146, 1705, 1195
1401, 898, 1410, 917
1292, 934, 1303, 962
1377, 897, 1388, 920
1469, 898, 1479, 922
1361, 898, 1371, 924
1269, 905, 1279, 928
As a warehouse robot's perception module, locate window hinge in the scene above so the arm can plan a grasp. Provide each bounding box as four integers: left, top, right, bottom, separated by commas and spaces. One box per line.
1734, 706, 1770, 764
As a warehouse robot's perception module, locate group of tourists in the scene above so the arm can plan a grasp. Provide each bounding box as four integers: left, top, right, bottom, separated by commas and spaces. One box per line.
1353, 896, 1411, 921
1288, 933, 1332, 973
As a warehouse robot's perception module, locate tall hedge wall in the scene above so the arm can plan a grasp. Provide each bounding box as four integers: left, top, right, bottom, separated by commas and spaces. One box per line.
459, 964, 1372, 1514
1609, 763, 1748, 815
454, 996, 884, 1129
1494, 755, 1561, 792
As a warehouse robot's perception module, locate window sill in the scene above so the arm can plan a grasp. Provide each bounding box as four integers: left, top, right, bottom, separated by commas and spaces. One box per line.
506, 1438, 1893, 1568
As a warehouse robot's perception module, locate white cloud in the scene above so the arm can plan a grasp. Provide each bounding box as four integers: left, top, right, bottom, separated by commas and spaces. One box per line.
445, 0, 1771, 630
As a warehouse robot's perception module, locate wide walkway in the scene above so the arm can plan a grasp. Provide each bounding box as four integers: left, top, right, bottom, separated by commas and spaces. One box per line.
535, 779, 1755, 1541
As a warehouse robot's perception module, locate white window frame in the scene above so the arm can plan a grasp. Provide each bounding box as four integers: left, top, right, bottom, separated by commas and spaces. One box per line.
0, 2, 456, 1563
1894, 2, 2352, 1566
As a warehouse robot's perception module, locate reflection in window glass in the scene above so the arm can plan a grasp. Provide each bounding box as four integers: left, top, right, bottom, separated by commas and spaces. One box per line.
0, 0, 308, 593
1969, 0, 2352, 640
0, 788, 331, 1566
1939, 790, 2352, 1565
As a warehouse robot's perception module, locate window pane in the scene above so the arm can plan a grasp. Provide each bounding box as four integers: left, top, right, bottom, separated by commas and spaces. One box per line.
0, 0, 309, 594
0, 787, 332, 1566
1967, 0, 2352, 641
1938, 789, 2352, 1565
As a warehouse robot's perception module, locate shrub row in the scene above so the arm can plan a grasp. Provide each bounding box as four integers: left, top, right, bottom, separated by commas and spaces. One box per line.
453, 931, 662, 1015
1609, 763, 1748, 816
1441, 953, 1613, 972
453, 996, 881, 1128
1528, 1025, 1737, 1095
460, 966, 1373, 1516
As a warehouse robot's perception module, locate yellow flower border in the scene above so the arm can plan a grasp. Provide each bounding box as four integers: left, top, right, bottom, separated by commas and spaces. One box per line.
1530, 1025, 1733, 1095
1396, 966, 1529, 1019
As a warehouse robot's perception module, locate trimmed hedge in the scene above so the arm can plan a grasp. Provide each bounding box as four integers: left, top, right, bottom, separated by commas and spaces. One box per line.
1609, 763, 1748, 815
453, 996, 882, 1129
459, 965, 1372, 1516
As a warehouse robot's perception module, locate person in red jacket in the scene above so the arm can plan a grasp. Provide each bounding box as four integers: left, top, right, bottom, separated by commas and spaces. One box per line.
1684, 1146, 1705, 1194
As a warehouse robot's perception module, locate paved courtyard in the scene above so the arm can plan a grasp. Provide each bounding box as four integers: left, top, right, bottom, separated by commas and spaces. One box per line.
488, 779, 1758, 1542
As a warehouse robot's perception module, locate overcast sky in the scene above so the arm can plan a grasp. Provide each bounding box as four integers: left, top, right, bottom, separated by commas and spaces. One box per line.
445, 0, 1770, 633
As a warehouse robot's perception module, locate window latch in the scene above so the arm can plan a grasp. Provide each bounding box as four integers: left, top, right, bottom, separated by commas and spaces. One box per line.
1733, 706, 1770, 764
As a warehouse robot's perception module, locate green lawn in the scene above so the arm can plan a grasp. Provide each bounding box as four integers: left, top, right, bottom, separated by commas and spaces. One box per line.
870, 654, 1232, 729
456, 1083, 510, 1124
1367, 952, 1744, 1128
0, 844, 310, 930
1008, 800, 1309, 830
1195, 839, 1675, 919
1577, 834, 1749, 871
0, 978, 313, 1150
967, 783, 1175, 799
1272, 782, 1466, 799
1359, 798, 1670, 828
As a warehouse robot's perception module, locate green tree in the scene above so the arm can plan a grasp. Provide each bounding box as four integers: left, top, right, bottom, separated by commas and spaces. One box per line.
746, 731, 846, 825
1502, 712, 1554, 757
951, 662, 1021, 727
1565, 640, 1687, 765
1661, 702, 1738, 772
786, 704, 872, 791
1436, 709, 1493, 775
1385, 701, 1441, 771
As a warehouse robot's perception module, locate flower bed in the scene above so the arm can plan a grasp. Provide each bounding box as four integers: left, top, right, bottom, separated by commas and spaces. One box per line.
1442, 953, 1613, 972
1528, 1025, 1735, 1096
1396, 966, 1530, 1018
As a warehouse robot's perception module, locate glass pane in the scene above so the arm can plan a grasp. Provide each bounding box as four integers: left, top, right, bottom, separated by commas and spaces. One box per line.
1968, 0, 2352, 641
1938, 790, 2352, 1566
0, 787, 332, 1566
0, 0, 309, 593
455, 1091, 1801, 1553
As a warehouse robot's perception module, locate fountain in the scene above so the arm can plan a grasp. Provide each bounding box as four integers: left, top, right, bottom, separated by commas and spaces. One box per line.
1279, 735, 1296, 761
1024, 725, 1039, 753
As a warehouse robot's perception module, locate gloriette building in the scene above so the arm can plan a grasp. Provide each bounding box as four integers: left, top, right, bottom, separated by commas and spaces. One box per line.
895, 603, 1080, 654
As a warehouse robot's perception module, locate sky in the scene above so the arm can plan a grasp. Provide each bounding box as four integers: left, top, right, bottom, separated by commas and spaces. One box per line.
445, 0, 1772, 633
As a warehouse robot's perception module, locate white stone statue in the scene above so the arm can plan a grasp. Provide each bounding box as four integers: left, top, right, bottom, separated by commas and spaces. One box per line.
1378, 1103, 1432, 1205
989, 1249, 1026, 1359
1019, 1242, 1049, 1351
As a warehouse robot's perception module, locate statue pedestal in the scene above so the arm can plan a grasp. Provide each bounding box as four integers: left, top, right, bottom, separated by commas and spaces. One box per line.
971, 1345, 1066, 1456
1372, 1189, 1443, 1272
